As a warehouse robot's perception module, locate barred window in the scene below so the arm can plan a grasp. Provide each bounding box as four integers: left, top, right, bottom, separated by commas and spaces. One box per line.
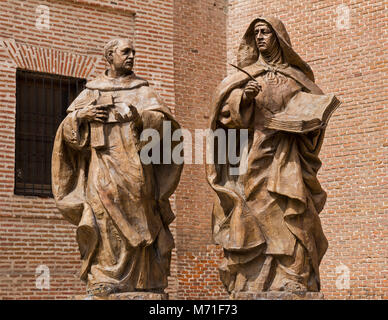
15, 69, 85, 197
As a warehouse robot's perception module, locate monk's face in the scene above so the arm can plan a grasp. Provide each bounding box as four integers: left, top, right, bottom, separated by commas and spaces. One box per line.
254, 21, 275, 52
110, 40, 136, 74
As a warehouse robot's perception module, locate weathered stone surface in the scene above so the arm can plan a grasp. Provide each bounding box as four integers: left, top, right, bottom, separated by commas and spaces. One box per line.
206, 17, 340, 296
231, 291, 324, 300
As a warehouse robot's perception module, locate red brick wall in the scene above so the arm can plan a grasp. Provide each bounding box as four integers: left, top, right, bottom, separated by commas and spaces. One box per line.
224, 0, 387, 300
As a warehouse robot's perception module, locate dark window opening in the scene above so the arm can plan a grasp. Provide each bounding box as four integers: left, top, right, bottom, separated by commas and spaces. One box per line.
15, 69, 86, 197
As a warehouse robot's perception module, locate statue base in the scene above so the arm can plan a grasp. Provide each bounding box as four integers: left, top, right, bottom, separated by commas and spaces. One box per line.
230, 291, 324, 300
73, 292, 168, 300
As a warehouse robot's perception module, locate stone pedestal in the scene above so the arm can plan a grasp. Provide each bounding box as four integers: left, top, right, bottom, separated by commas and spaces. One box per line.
73, 292, 168, 300
230, 291, 324, 300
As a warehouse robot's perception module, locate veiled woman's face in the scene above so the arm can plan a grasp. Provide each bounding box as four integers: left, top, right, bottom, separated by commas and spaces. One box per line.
254, 21, 275, 52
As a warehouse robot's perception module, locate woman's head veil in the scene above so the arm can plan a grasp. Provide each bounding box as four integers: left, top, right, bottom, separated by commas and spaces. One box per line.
237, 17, 315, 82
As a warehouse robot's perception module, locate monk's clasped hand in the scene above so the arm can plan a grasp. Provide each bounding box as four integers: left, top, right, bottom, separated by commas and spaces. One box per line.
113, 104, 141, 125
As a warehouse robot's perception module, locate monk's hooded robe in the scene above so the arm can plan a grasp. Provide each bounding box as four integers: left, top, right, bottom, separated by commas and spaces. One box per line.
52, 70, 182, 294
206, 17, 329, 293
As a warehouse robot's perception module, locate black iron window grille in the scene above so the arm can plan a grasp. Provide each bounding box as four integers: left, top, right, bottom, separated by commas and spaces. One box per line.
15, 69, 86, 197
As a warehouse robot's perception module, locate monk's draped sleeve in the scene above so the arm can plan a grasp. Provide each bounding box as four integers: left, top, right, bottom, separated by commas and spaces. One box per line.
51, 88, 95, 226
218, 88, 254, 129
62, 110, 90, 150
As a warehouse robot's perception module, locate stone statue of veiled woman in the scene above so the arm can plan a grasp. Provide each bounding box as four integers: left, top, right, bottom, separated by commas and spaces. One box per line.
206, 17, 330, 296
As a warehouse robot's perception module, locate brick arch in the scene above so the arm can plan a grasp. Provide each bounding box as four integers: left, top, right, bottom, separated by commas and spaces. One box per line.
0, 39, 102, 79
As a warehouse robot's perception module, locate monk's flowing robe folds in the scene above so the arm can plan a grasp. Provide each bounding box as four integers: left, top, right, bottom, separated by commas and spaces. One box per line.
52, 71, 182, 293
206, 17, 329, 293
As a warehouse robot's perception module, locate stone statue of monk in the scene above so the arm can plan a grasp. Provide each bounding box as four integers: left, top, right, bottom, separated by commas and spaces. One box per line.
207, 17, 333, 296
52, 38, 182, 297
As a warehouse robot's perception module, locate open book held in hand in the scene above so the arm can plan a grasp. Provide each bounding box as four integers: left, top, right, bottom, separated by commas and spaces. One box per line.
264, 91, 341, 133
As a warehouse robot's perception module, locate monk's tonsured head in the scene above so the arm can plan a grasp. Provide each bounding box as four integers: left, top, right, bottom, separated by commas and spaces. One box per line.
104, 38, 136, 75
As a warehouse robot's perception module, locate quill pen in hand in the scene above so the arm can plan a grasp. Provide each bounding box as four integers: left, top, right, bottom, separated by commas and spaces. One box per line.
229, 63, 258, 82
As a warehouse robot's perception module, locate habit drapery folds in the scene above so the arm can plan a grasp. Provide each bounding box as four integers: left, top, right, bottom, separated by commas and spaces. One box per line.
52, 71, 182, 294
